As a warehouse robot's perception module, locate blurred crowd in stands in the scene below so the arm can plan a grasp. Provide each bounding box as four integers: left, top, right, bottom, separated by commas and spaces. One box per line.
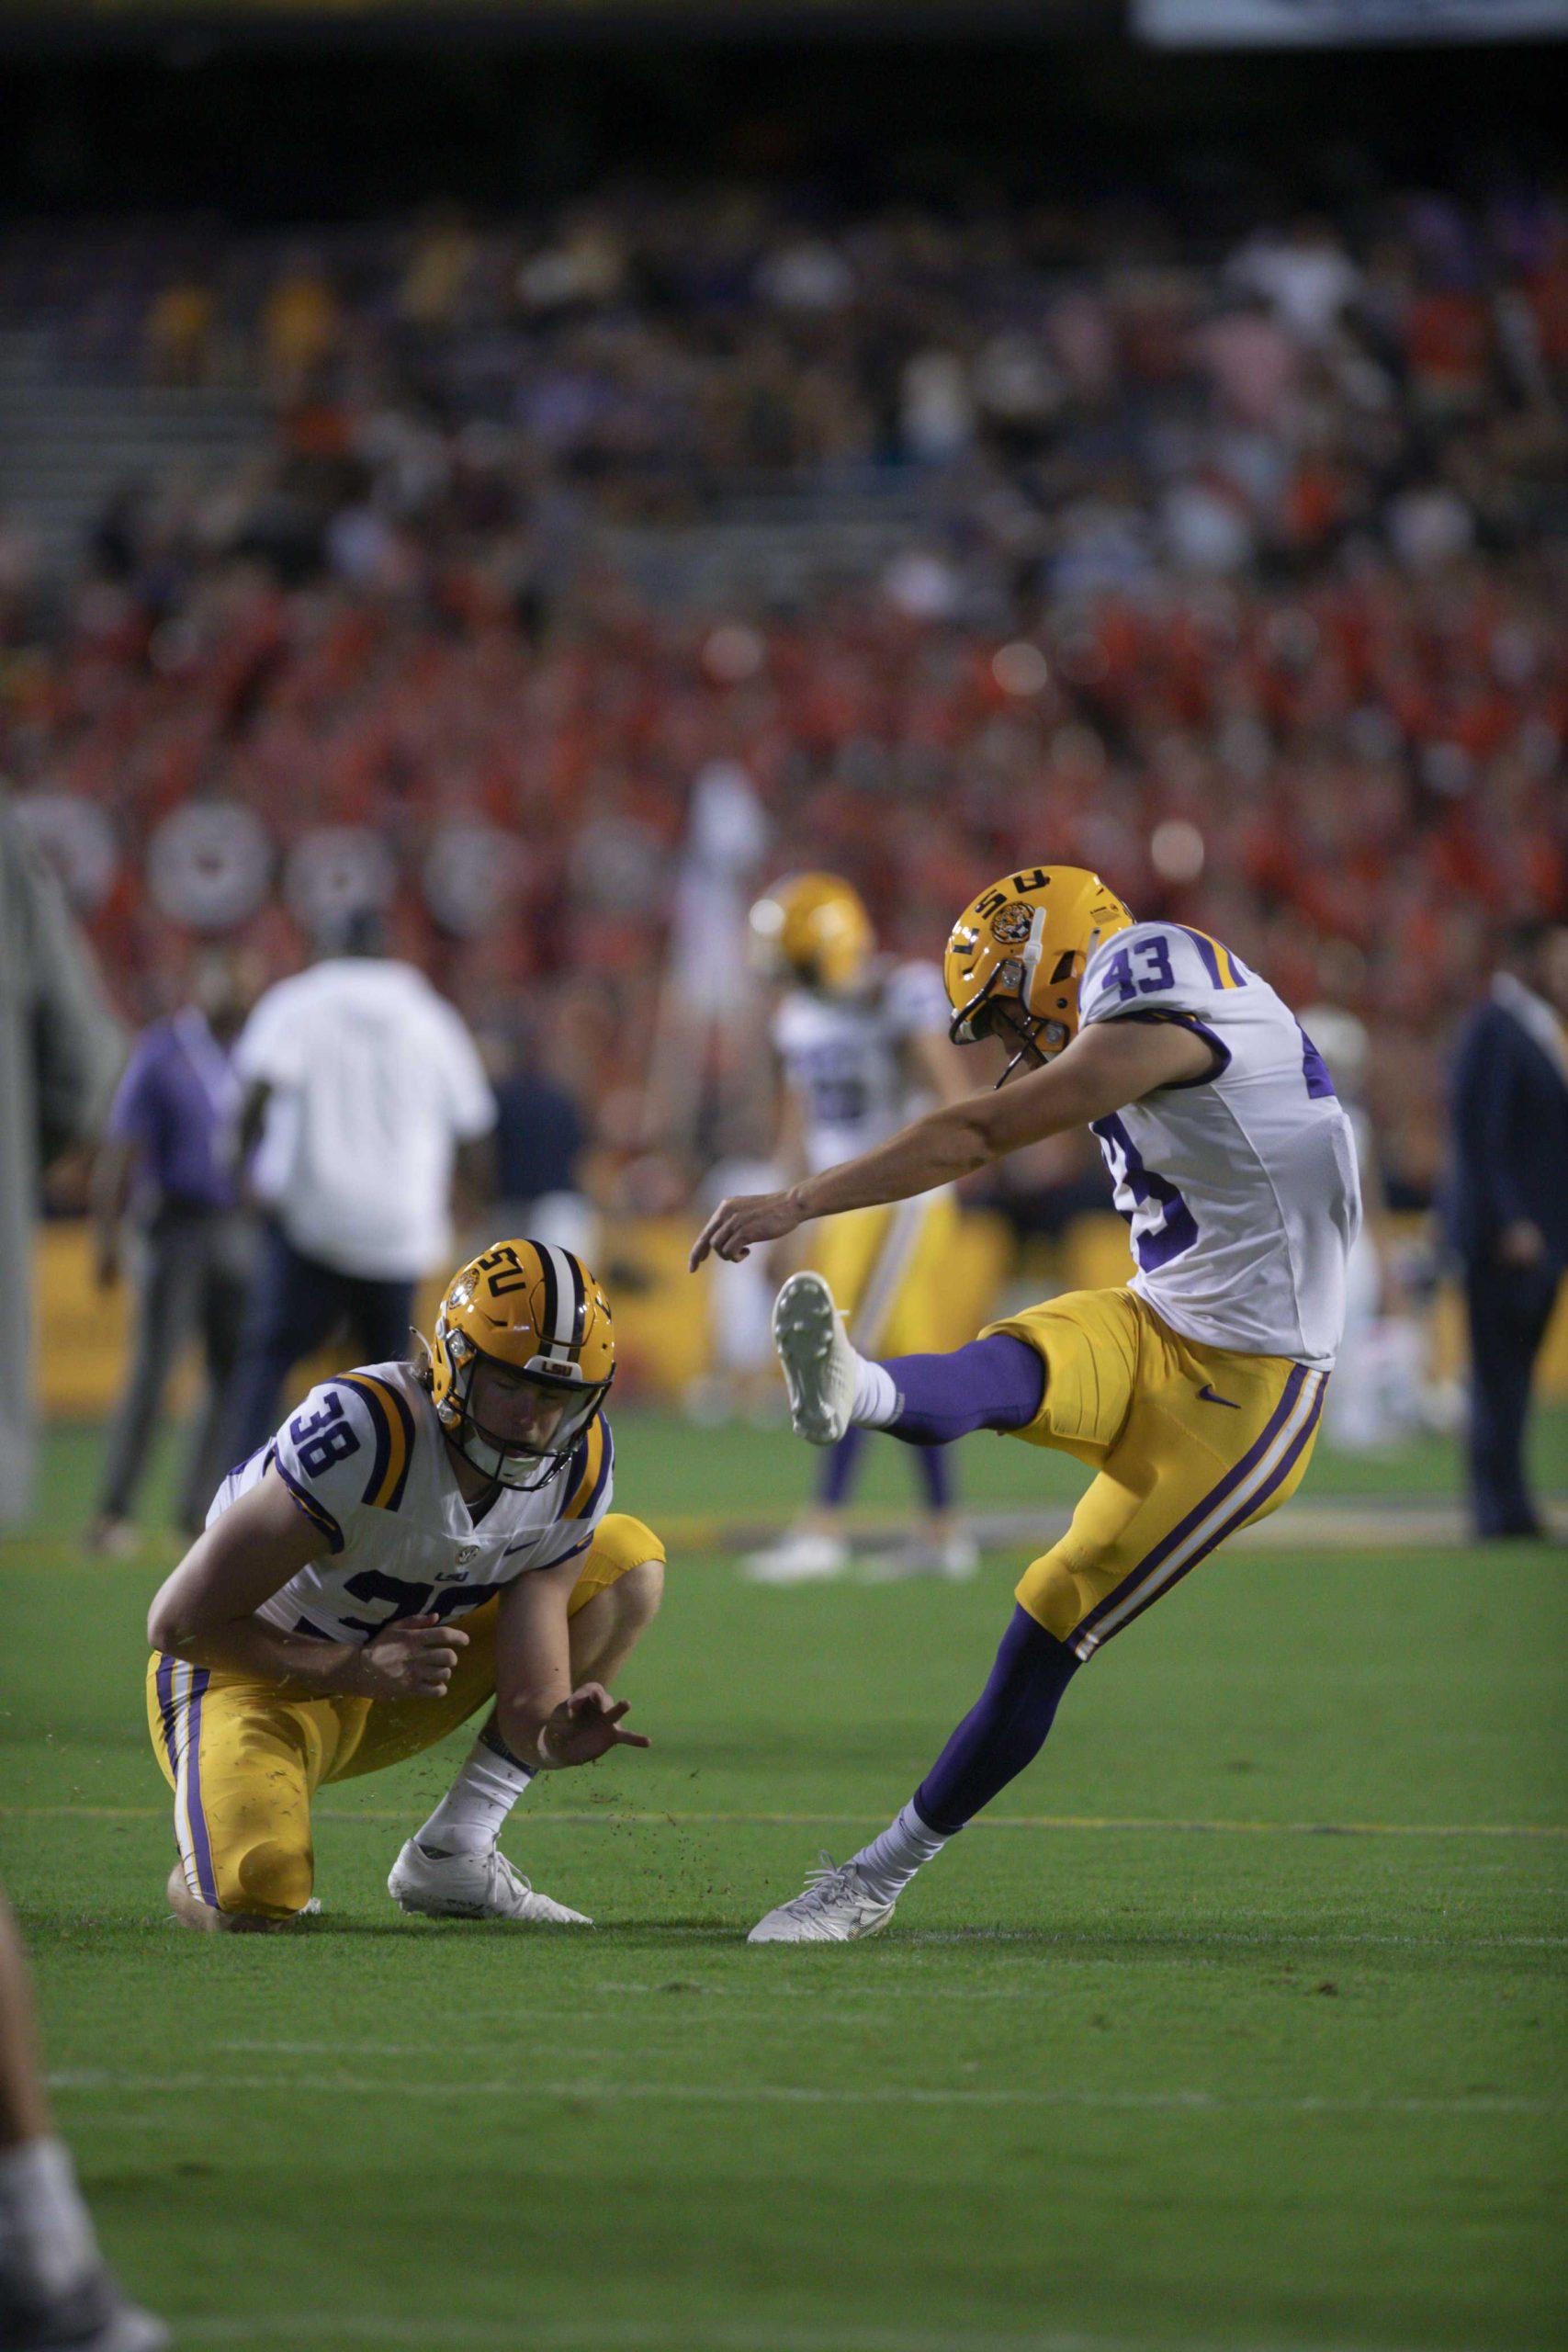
0, 174, 1563, 1210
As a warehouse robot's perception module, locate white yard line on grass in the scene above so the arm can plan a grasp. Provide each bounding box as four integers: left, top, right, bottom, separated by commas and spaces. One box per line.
48, 2070, 1556, 2117
6, 1801, 1565, 1839
170, 2318, 1499, 2352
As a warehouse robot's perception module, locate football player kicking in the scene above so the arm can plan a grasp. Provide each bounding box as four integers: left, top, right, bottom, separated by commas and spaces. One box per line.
144, 1241, 662, 1929
691, 866, 1359, 1942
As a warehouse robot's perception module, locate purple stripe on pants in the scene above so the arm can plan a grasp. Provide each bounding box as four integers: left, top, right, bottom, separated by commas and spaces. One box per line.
184, 1668, 220, 1909
1073, 1364, 1308, 1651
155, 1655, 180, 1778
1074, 1375, 1325, 1658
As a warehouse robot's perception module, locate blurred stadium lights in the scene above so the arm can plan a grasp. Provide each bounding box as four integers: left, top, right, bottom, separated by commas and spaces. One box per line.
1134, 0, 1568, 42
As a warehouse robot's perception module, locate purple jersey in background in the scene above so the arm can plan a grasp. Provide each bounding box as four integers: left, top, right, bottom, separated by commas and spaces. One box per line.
106, 1009, 240, 1216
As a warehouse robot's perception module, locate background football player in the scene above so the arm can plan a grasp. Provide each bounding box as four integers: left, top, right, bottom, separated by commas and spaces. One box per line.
144, 1240, 662, 1929
742, 871, 977, 1584
692, 865, 1359, 1940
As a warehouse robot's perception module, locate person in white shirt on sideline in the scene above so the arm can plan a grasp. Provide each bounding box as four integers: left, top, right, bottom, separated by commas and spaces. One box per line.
222, 909, 496, 1464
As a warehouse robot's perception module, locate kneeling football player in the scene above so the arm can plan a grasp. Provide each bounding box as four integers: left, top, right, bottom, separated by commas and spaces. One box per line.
692, 867, 1359, 1940
145, 1241, 662, 1929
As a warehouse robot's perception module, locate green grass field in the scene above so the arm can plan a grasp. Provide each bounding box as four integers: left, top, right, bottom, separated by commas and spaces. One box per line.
4, 1412, 1566, 2352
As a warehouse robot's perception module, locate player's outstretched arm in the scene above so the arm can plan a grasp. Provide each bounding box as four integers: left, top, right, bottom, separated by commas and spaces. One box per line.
491, 1560, 652, 1770
145, 1469, 470, 1702
691, 1016, 1212, 1265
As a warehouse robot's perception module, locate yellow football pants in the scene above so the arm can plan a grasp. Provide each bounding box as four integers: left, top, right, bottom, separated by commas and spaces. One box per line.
984, 1289, 1326, 1660
145, 1511, 664, 1919
810, 1188, 959, 1354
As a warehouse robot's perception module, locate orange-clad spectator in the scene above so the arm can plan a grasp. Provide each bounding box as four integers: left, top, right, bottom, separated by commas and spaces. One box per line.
1404, 288, 1494, 414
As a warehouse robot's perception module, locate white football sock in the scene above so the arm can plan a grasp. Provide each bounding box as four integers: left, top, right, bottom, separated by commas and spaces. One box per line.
0, 2137, 99, 2295
851, 1355, 899, 1430
413, 1722, 535, 1858
850, 1799, 951, 1900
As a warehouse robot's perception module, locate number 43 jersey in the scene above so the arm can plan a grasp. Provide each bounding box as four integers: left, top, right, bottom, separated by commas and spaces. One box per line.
1077, 923, 1361, 1369
207, 1360, 614, 1645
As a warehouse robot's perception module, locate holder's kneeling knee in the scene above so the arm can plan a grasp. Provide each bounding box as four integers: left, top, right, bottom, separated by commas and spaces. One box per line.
220, 1838, 315, 1922
570, 1512, 666, 1623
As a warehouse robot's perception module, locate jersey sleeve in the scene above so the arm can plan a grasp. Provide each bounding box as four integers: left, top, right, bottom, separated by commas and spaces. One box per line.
1079, 924, 1237, 1028
884, 959, 953, 1041
269, 1376, 392, 1555
531, 1414, 615, 1572
770, 994, 800, 1060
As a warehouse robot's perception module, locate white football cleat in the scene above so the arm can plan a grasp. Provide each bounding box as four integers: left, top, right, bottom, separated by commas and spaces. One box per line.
773, 1272, 857, 1447
388, 1839, 592, 1926
0, 2263, 168, 2352
741, 1528, 851, 1585
861, 1532, 980, 1584
747, 1855, 897, 1944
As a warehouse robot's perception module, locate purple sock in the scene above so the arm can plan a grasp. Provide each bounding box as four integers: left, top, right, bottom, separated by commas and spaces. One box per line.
915, 1441, 953, 1510
816, 1425, 865, 1508
883, 1334, 1044, 1446
914, 1605, 1080, 1836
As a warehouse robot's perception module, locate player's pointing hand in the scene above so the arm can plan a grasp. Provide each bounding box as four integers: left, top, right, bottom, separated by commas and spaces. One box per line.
690, 1188, 803, 1270
538, 1682, 652, 1767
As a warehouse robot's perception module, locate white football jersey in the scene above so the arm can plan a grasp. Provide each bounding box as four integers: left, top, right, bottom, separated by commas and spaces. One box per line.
207, 1359, 613, 1645
773, 959, 952, 1175
1077, 922, 1360, 1368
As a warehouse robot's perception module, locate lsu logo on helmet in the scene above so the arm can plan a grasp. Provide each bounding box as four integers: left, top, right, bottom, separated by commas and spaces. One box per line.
945, 865, 1134, 1080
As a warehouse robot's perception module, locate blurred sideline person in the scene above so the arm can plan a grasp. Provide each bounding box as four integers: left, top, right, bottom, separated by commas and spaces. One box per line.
690, 1151, 787, 1427
0, 800, 161, 2344
742, 873, 976, 1584
1299, 1004, 1426, 1453
222, 909, 497, 1464
88, 948, 259, 1553
0, 791, 123, 1529
483, 1016, 599, 1268
692, 865, 1359, 1941
145, 1240, 662, 1928
1447, 922, 1568, 1540
0, 1886, 165, 2350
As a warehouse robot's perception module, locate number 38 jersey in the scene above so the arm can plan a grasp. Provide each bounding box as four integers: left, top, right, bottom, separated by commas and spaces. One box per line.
206, 1359, 614, 1645
773, 960, 952, 1176
1077, 923, 1361, 1369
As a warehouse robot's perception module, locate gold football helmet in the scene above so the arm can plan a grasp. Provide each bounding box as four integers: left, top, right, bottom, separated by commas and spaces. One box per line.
944, 865, 1134, 1082
429, 1239, 615, 1490
749, 872, 874, 996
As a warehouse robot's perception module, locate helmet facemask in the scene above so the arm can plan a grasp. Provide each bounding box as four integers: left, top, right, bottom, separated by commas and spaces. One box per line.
948, 910, 1071, 1087
436, 1321, 611, 1492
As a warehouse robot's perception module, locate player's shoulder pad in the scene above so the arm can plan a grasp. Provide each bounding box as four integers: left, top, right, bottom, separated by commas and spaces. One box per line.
884, 957, 952, 1038
273, 1370, 417, 1553
558, 1411, 615, 1527
1081, 922, 1248, 1027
